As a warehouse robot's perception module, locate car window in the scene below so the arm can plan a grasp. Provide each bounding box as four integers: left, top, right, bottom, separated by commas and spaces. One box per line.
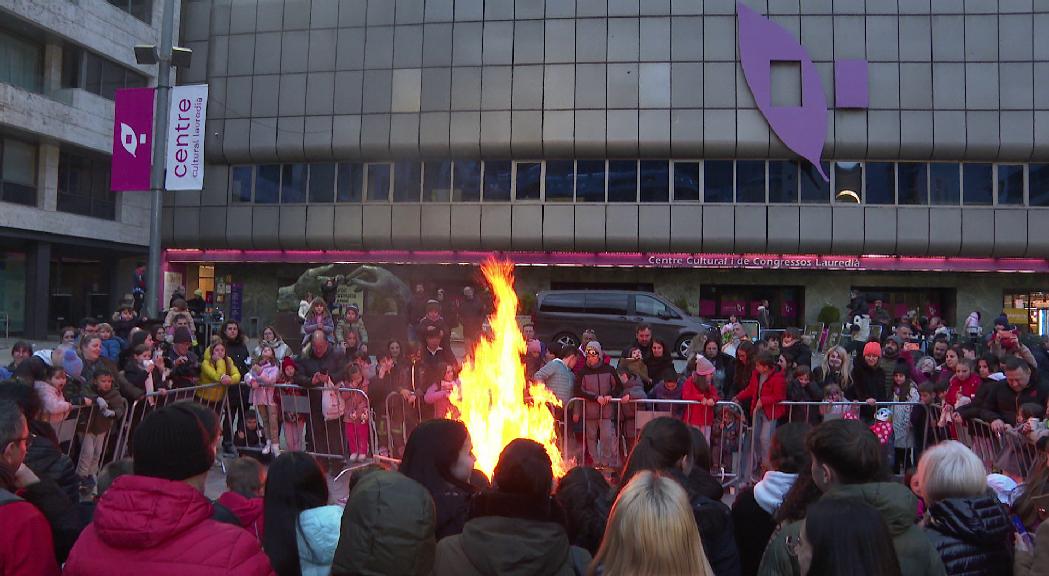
586, 293, 629, 315
635, 295, 678, 319
540, 293, 585, 313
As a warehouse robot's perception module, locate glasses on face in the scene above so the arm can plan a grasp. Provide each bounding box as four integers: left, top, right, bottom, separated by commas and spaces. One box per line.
586, 350, 599, 357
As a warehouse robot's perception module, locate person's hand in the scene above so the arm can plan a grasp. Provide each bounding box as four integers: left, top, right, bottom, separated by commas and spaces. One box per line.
407, 394, 417, 406
175, 356, 187, 366
158, 388, 168, 396
14, 464, 39, 489
220, 375, 232, 385
597, 396, 607, 406
349, 411, 357, 421
83, 397, 93, 407
236, 431, 245, 440
952, 413, 962, 424
706, 398, 717, 407
991, 419, 1008, 433
621, 394, 631, 403
866, 398, 877, 405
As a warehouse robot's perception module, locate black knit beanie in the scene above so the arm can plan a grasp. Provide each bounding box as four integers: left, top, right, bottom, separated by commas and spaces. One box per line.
133, 401, 218, 481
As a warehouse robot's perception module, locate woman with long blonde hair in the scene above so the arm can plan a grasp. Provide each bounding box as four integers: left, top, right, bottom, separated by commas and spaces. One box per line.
589, 471, 713, 576
815, 345, 852, 391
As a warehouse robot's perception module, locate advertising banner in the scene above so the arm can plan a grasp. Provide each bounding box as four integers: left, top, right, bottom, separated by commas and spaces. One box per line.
111, 88, 156, 191
165, 84, 208, 191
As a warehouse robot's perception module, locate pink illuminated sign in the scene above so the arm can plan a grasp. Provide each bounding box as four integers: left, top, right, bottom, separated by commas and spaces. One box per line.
164, 249, 1049, 274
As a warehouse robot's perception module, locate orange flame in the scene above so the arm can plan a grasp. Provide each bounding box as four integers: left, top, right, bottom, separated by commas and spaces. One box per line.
451, 260, 566, 479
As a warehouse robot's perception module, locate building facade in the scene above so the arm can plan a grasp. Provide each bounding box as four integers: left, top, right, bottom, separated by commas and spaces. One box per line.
167, 0, 1049, 333
0, 0, 172, 337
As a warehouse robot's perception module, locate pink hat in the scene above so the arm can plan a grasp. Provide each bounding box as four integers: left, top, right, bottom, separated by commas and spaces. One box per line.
694, 356, 716, 376
863, 341, 882, 357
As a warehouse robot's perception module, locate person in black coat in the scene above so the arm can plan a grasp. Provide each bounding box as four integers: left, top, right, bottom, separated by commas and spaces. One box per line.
293, 331, 348, 460
399, 419, 481, 540
918, 441, 1014, 576
850, 341, 888, 421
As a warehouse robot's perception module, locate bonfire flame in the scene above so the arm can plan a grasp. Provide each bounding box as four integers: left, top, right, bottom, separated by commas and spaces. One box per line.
451, 260, 566, 479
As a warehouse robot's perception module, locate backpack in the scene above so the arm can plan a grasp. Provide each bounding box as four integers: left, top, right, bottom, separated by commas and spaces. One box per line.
321, 381, 345, 421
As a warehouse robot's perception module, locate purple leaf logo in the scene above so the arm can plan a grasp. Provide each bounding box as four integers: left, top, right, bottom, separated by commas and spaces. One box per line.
737, 2, 829, 181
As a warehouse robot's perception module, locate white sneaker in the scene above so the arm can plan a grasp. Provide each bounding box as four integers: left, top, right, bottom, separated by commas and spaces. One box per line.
262, 441, 271, 455
349, 452, 359, 463
271, 443, 281, 457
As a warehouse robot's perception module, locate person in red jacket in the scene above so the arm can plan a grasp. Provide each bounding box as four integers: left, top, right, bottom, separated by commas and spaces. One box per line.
63, 401, 274, 576
945, 357, 981, 409
733, 351, 787, 476
214, 457, 266, 541
0, 400, 61, 576
682, 355, 719, 442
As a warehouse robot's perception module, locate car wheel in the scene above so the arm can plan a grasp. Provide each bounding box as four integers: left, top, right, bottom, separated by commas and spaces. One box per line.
553, 332, 580, 351
676, 334, 695, 360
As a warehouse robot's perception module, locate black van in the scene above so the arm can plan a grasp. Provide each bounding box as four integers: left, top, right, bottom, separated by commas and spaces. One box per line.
533, 290, 710, 359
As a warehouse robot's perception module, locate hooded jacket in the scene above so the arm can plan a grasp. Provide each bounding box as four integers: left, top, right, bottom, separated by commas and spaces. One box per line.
215, 491, 265, 540
923, 496, 1013, 576
0, 489, 61, 576
758, 482, 947, 576
432, 492, 591, 576
736, 369, 788, 421
296, 505, 343, 576
63, 475, 274, 576
197, 347, 243, 403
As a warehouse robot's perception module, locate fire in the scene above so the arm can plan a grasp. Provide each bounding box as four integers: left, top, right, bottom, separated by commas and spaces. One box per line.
451, 260, 567, 479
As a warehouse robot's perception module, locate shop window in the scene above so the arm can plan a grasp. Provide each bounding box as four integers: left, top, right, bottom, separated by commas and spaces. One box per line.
393, 161, 421, 202
736, 160, 766, 203
337, 163, 363, 202
308, 163, 335, 203
483, 160, 511, 202
0, 29, 43, 93
673, 162, 700, 201
963, 163, 993, 206
704, 160, 733, 203
422, 161, 452, 202
930, 163, 960, 205
768, 161, 798, 204
452, 161, 481, 202
607, 160, 638, 202
1030, 164, 1049, 207
800, 161, 829, 203
515, 162, 542, 200
897, 163, 927, 205
280, 164, 307, 203
639, 160, 669, 203
57, 149, 115, 219
997, 164, 1024, 206
255, 164, 280, 204
576, 160, 606, 202
1, 138, 38, 207
230, 166, 253, 203
544, 160, 574, 202
366, 164, 392, 201
833, 162, 862, 204
865, 162, 895, 205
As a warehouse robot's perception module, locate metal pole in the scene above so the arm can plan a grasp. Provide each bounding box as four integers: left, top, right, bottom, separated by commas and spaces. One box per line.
146, 0, 175, 319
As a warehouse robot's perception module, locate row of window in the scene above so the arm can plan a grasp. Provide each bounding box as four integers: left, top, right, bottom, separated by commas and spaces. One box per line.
0, 137, 116, 220
61, 45, 149, 100
107, 0, 151, 23
229, 159, 1049, 207
0, 138, 38, 207
0, 29, 43, 94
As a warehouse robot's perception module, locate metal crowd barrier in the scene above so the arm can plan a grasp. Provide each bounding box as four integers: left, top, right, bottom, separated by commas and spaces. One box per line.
561, 397, 750, 487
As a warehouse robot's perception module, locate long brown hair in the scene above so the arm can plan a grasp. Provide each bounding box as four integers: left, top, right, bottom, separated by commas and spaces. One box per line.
732, 341, 756, 394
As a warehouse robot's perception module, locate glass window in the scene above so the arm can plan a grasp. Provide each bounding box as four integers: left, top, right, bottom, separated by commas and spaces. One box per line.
422, 161, 452, 202
280, 164, 307, 203
704, 160, 733, 203
963, 163, 993, 205
84, 52, 102, 94
1, 138, 37, 207
576, 160, 606, 202
452, 161, 481, 201
393, 161, 421, 202
865, 162, 895, 205
1030, 164, 1049, 207
736, 160, 766, 203
607, 160, 638, 202
997, 164, 1024, 206
337, 163, 363, 202
515, 162, 542, 200
100, 60, 125, 100
0, 29, 43, 93
56, 150, 114, 219
231, 166, 253, 202
107, 0, 153, 22
635, 295, 678, 319
768, 161, 798, 203
539, 292, 585, 313
483, 160, 511, 202
897, 163, 927, 205
833, 162, 862, 203
308, 163, 335, 203
586, 293, 630, 315
930, 163, 960, 205
640, 160, 669, 203
800, 161, 830, 203
545, 160, 574, 202
673, 162, 700, 201
367, 164, 391, 201
69, 48, 148, 100
255, 164, 280, 204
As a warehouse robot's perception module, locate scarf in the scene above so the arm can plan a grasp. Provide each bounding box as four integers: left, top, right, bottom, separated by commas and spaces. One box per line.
753, 470, 798, 515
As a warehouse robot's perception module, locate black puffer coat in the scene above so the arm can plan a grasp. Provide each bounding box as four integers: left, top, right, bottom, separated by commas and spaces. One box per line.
25, 419, 79, 504
670, 469, 741, 576
923, 495, 1013, 576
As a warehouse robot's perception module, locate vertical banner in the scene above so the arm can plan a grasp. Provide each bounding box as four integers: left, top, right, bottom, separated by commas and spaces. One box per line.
230, 283, 243, 322
165, 84, 209, 191
111, 87, 156, 191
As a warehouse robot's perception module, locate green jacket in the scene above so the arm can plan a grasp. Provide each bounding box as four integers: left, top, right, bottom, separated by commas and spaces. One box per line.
758, 482, 946, 576
433, 513, 591, 576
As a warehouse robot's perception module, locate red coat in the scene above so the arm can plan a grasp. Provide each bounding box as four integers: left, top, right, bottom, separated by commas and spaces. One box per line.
736, 370, 788, 420
0, 498, 60, 576
64, 475, 275, 576
217, 491, 265, 540
682, 376, 718, 427
946, 374, 981, 407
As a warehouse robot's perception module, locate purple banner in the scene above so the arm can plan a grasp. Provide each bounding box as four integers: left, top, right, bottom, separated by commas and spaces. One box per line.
111, 88, 156, 191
